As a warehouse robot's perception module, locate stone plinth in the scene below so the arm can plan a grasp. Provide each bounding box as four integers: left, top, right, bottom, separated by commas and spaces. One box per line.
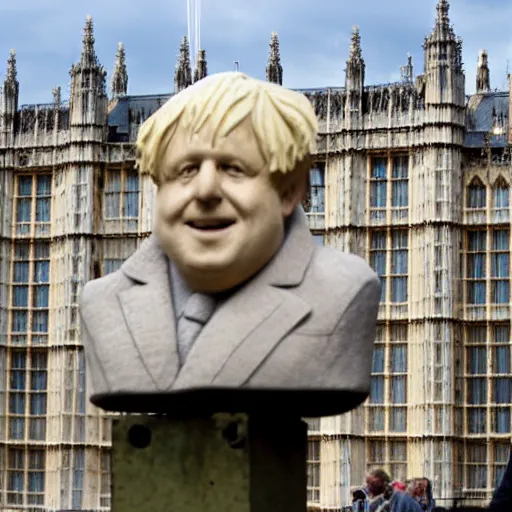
112, 413, 307, 512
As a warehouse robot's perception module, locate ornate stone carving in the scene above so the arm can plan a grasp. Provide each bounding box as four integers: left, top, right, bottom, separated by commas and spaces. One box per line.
330, 91, 343, 118
18, 150, 29, 167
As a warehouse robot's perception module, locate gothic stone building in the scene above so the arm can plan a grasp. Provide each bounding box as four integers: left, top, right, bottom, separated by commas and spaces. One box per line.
0, 1, 510, 510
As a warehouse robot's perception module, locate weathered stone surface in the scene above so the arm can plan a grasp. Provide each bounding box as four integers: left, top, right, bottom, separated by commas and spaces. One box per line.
112, 414, 307, 512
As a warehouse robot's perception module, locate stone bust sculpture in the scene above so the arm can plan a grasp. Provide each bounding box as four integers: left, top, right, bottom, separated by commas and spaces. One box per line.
79, 72, 380, 416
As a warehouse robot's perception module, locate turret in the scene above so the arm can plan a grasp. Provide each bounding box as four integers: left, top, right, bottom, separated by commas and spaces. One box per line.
476, 49, 490, 93
111, 42, 128, 98
265, 32, 283, 85
423, 0, 465, 106
174, 36, 192, 93
193, 49, 207, 83
69, 15, 108, 133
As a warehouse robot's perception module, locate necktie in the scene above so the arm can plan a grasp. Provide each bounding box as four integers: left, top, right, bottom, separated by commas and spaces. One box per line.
177, 293, 215, 363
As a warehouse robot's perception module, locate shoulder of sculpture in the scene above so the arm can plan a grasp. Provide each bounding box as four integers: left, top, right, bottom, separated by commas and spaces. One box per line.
291, 247, 380, 330
308, 246, 380, 292
80, 271, 125, 310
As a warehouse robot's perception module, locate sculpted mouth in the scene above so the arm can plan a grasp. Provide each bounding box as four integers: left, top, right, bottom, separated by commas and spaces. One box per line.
186, 219, 236, 230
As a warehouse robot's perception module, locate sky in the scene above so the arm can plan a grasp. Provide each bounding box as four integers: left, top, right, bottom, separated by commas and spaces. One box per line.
1, 0, 512, 105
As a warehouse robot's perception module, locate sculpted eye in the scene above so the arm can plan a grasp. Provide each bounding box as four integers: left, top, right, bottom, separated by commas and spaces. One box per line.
179, 164, 199, 176
219, 163, 244, 175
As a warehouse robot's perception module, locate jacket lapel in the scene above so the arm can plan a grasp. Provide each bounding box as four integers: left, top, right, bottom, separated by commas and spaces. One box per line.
173, 284, 311, 389
118, 235, 180, 390
173, 207, 316, 390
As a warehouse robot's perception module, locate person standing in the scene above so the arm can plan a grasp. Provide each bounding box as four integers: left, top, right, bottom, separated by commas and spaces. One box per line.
365, 469, 422, 512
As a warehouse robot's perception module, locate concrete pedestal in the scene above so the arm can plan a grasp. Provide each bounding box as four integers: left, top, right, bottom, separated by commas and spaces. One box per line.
112, 413, 307, 512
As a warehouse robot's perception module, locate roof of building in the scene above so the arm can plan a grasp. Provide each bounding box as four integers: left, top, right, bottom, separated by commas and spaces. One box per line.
108, 93, 172, 141
107, 87, 511, 149
465, 91, 509, 148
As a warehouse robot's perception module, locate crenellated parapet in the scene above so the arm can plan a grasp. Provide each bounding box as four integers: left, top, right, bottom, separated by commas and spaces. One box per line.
300, 80, 426, 139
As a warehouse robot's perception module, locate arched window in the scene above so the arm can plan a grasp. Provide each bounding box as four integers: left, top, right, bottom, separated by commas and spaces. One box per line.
492, 176, 509, 223
493, 175, 509, 210
467, 177, 486, 209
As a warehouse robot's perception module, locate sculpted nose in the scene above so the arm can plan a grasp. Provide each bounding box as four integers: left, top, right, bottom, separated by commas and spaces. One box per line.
195, 160, 221, 202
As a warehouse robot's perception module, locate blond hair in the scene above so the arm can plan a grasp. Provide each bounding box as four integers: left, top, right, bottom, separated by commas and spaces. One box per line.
135, 72, 318, 185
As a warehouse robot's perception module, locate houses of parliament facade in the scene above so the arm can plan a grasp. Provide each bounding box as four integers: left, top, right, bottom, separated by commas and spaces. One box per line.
0, 1, 511, 509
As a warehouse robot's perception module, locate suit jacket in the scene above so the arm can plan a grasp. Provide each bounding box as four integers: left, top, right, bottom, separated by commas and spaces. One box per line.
79, 208, 381, 416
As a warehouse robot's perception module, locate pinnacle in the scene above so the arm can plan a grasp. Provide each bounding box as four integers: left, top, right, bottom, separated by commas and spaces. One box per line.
435, 0, 451, 30
194, 49, 207, 82
437, 0, 449, 17
80, 14, 97, 65
478, 49, 488, 66
425, 0, 456, 44
349, 26, 362, 60
180, 36, 189, 54
266, 31, 283, 85
115, 42, 126, 64
112, 41, 128, 97
195, 48, 206, 67
83, 15, 94, 45
6, 49, 17, 82
269, 32, 280, 60
176, 36, 191, 68
174, 36, 192, 92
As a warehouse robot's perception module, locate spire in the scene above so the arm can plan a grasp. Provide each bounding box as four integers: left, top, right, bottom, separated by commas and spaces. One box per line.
476, 49, 490, 93
69, 15, 106, 96
193, 49, 207, 83
424, 0, 462, 71
345, 26, 365, 91
80, 15, 98, 67
5, 49, 18, 86
427, 0, 456, 43
436, 0, 450, 27
112, 42, 128, 97
423, 0, 464, 107
68, 14, 107, 129
348, 26, 363, 61
266, 32, 283, 85
4, 49, 19, 104
174, 36, 192, 93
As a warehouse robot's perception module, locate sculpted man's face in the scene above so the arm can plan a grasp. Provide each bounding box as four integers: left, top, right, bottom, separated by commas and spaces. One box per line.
154, 118, 303, 293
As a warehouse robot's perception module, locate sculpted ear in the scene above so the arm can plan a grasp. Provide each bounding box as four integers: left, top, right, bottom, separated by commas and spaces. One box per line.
280, 173, 308, 217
